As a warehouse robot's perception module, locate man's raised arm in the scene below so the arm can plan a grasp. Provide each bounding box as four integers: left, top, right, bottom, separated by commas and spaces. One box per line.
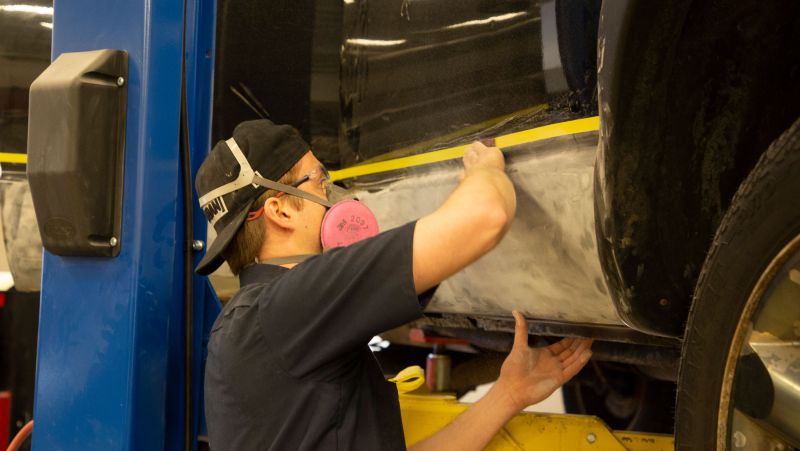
412, 141, 517, 294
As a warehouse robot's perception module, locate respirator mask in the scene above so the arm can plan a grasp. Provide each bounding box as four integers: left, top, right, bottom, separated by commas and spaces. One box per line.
249, 169, 379, 253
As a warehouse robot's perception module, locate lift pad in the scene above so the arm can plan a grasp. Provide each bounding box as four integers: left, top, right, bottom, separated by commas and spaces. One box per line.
399, 393, 674, 450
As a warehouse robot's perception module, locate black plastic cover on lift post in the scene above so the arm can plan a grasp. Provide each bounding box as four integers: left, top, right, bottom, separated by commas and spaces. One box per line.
27, 49, 128, 257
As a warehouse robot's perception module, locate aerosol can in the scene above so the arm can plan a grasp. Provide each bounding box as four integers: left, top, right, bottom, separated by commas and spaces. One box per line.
425, 345, 451, 392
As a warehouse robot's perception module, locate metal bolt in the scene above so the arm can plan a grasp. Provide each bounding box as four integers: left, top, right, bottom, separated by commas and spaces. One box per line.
659, 298, 669, 307
192, 240, 205, 251
789, 269, 799, 285
733, 431, 747, 448
109, 237, 118, 246
116, 76, 125, 87
586, 432, 596, 444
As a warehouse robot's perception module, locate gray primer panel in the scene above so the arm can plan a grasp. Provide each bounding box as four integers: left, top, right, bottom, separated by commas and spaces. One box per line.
352, 131, 622, 325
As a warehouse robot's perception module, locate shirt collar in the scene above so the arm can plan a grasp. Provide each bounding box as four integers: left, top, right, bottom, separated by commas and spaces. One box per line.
239, 263, 289, 287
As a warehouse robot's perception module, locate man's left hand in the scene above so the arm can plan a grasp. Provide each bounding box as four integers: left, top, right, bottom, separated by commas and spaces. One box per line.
495, 310, 593, 412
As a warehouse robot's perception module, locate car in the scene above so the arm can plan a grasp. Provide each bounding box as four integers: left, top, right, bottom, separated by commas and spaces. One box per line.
4, 0, 799, 448
210, 1, 800, 446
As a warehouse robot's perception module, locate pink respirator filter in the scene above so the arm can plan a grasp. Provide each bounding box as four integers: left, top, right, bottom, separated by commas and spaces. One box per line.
320, 199, 380, 249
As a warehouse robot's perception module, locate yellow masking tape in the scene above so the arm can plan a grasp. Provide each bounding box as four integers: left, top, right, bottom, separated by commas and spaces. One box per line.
0, 153, 28, 165
0, 117, 599, 181
328, 116, 599, 182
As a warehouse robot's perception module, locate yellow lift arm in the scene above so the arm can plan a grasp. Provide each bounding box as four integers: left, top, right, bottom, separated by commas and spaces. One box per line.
399, 393, 674, 451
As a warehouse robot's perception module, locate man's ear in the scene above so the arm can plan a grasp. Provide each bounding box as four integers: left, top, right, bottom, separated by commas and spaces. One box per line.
263, 196, 295, 230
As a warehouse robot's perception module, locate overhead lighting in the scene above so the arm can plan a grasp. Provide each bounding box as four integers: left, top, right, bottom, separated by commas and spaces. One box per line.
40, 21, 52, 29
445, 11, 527, 30
346, 38, 406, 47
0, 4, 54, 15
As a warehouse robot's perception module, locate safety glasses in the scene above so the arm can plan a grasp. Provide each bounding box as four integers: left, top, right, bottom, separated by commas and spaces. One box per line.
287, 165, 331, 195
246, 165, 339, 221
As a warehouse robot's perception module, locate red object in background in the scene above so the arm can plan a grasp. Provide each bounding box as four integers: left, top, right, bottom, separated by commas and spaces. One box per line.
0, 292, 5, 309
408, 328, 470, 346
0, 391, 10, 450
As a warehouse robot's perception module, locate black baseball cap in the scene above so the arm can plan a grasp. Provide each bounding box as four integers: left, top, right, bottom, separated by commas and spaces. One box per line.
194, 119, 309, 275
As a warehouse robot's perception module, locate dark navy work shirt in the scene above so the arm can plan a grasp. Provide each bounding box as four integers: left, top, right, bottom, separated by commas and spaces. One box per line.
204, 221, 427, 450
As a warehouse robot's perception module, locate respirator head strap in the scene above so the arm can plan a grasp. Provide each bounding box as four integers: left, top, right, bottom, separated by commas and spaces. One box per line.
252, 174, 334, 208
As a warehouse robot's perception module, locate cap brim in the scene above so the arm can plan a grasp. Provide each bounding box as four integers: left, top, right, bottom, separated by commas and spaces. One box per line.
194, 207, 249, 275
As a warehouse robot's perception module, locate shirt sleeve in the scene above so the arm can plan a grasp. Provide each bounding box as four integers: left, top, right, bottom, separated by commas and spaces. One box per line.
257, 221, 428, 379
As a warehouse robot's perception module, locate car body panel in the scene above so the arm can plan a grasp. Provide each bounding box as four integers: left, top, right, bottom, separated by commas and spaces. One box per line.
352, 129, 622, 325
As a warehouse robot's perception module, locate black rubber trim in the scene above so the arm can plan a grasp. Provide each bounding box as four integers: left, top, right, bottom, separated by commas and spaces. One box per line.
179, 1, 194, 449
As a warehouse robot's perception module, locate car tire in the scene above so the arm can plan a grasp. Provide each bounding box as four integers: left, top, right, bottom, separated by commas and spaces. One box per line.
675, 117, 800, 449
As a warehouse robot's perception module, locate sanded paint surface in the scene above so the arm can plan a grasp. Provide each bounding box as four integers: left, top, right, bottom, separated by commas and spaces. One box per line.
355, 130, 620, 324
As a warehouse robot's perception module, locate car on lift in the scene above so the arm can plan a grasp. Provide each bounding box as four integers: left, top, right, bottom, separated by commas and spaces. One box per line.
210, 1, 800, 446
3, 0, 799, 448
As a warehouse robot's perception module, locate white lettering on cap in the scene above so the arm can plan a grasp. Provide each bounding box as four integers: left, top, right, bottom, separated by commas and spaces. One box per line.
203, 196, 228, 226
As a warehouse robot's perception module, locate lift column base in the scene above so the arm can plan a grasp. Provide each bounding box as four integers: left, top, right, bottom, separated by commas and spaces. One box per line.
399, 393, 674, 450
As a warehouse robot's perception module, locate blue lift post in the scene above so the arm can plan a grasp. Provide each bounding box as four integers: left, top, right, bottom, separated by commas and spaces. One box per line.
23, 2, 674, 451
32, 1, 219, 450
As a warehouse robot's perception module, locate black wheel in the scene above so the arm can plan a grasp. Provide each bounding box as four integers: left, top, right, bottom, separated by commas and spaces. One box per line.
563, 361, 675, 433
676, 118, 800, 450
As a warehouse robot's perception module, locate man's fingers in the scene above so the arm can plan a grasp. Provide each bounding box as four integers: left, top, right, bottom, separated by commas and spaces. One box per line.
561, 349, 593, 381
550, 337, 592, 363
464, 143, 480, 161
511, 310, 529, 351
561, 347, 588, 367
547, 337, 575, 356
472, 141, 489, 151
463, 143, 482, 168
561, 340, 592, 368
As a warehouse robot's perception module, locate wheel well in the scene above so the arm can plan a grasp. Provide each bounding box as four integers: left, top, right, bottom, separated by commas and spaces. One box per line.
596, 0, 800, 336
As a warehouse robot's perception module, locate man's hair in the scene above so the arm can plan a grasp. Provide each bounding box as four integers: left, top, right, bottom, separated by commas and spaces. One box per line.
222, 163, 304, 275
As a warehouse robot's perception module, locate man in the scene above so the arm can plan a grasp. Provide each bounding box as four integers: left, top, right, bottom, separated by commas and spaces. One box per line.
196, 120, 593, 450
